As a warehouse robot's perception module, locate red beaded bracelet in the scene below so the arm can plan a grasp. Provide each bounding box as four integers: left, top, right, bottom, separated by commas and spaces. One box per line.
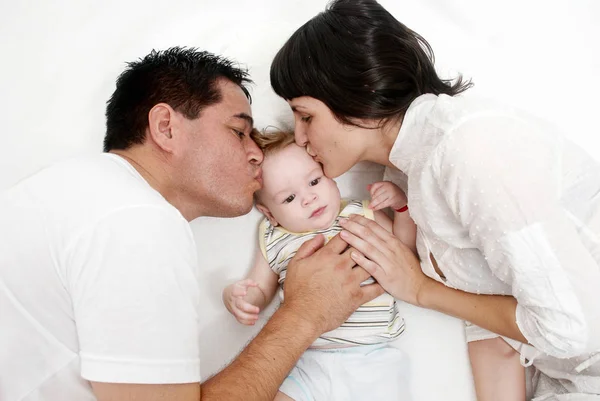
394, 205, 409, 213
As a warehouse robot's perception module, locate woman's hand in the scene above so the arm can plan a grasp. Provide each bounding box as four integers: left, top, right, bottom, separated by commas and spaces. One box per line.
339, 214, 434, 305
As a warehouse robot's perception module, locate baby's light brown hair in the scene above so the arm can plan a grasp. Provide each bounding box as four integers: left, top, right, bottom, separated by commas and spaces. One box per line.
251, 129, 296, 204
251, 128, 296, 156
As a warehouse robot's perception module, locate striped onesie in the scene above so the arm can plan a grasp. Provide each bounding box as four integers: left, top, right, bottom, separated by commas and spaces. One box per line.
259, 199, 405, 347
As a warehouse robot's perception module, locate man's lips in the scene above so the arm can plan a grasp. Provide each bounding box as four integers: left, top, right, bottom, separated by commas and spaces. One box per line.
310, 206, 326, 218
254, 169, 263, 186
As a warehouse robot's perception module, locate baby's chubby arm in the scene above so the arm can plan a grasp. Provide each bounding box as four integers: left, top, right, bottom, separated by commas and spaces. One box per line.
222, 250, 279, 325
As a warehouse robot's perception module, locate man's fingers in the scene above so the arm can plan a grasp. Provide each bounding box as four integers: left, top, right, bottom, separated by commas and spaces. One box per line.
349, 262, 373, 284
322, 232, 350, 255
358, 283, 385, 305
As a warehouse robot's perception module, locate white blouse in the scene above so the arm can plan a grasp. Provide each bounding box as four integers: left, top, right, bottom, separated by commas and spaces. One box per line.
385, 93, 600, 360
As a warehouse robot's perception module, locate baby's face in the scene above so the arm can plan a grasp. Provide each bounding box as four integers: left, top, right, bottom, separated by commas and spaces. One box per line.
258, 143, 341, 233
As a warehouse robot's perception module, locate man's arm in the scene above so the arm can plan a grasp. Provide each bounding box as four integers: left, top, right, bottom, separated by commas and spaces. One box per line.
91, 234, 382, 401
201, 304, 318, 399
91, 308, 315, 401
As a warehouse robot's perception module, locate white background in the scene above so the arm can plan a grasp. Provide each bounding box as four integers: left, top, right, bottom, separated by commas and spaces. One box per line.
1, 1, 598, 400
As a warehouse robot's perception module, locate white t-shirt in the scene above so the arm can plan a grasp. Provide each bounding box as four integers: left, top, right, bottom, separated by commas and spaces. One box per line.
0, 153, 201, 401
385, 93, 600, 361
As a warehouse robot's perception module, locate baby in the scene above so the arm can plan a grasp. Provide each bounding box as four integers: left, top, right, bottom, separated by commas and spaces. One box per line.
223, 130, 417, 401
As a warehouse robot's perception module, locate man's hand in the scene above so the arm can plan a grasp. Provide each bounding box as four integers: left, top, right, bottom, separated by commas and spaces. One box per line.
282, 234, 384, 336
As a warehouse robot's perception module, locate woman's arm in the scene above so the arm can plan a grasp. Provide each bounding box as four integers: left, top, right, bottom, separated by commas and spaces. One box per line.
340, 215, 527, 343
341, 116, 600, 358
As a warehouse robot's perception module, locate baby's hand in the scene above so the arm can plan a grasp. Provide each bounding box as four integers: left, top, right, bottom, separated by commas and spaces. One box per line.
368, 181, 407, 211
223, 278, 261, 325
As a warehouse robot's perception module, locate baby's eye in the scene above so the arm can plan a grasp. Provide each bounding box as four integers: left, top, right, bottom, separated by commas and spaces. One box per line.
283, 194, 296, 204
309, 178, 321, 186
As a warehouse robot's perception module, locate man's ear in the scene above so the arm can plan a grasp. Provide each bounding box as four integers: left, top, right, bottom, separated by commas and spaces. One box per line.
256, 203, 279, 226
147, 103, 176, 152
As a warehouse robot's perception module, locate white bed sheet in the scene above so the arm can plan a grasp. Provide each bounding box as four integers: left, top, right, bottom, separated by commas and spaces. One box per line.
1, 1, 598, 400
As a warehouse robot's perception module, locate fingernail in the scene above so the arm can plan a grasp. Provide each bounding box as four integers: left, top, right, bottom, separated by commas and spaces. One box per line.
340, 230, 348, 238
339, 218, 348, 225
351, 252, 358, 260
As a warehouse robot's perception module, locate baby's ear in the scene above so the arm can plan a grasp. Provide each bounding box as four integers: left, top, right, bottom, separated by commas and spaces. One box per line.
256, 203, 279, 226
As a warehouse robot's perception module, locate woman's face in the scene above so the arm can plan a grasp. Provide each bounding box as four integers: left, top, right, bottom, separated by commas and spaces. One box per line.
287, 96, 367, 178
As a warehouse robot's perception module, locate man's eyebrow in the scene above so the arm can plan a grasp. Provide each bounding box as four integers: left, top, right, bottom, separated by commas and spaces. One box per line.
232, 113, 254, 128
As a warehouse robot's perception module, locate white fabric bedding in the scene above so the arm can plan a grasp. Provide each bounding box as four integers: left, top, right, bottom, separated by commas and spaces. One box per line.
1, 0, 598, 400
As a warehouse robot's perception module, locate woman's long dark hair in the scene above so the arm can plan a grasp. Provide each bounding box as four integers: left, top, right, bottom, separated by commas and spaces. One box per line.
270, 0, 473, 126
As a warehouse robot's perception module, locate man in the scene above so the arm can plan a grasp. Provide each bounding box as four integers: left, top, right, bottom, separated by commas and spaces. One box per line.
0, 47, 382, 401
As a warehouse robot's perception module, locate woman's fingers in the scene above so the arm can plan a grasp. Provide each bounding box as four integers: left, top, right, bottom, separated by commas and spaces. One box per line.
340, 227, 388, 266
340, 214, 393, 247
351, 250, 387, 277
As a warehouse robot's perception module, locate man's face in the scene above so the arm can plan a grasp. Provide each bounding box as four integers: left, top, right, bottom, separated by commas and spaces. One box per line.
176, 79, 263, 218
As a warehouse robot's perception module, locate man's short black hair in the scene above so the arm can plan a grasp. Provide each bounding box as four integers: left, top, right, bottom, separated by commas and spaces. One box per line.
104, 47, 252, 152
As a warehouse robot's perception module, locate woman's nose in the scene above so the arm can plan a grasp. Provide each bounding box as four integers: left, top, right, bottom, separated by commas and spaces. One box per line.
294, 127, 308, 147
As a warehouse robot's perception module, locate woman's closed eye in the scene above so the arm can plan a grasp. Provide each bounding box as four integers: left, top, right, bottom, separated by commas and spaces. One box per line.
283, 194, 296, 204
300, 115, 312, 123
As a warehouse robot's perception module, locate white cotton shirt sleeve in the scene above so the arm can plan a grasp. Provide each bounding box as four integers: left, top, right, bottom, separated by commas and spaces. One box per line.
430, 114, 600, 358
65, 205, 201, 384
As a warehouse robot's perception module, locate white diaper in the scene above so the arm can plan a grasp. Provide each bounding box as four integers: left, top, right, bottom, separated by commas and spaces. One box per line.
279, 344, 410, 401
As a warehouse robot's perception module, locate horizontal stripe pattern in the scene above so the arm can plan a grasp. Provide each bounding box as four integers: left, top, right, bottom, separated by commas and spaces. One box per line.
260, 200, 405, 346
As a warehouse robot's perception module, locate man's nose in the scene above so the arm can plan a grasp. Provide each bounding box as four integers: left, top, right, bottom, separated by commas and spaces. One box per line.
246, 137, 264, 165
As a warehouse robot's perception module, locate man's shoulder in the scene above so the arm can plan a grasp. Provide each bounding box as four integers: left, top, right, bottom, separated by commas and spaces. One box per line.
2, 153, 179, 235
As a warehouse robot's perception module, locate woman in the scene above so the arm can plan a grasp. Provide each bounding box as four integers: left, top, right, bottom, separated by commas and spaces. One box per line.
269, 0, 600, 400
